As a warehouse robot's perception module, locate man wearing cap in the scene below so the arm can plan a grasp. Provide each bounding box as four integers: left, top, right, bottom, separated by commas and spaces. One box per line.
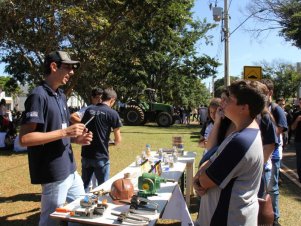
19, 50, 93, 226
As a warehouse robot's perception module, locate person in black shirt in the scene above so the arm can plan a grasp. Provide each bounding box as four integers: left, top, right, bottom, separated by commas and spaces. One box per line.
81, 88, 122, 190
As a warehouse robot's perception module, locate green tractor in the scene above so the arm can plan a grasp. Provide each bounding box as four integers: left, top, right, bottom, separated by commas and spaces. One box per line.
119, 88, 176, 127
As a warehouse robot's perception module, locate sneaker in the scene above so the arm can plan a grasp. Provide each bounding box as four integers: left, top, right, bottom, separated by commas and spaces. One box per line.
273, 220, 281, 226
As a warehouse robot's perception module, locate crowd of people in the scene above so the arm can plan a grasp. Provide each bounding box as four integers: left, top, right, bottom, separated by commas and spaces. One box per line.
174, 105, 209, 125
193, 78, 301, 226
16, 49, 301, 226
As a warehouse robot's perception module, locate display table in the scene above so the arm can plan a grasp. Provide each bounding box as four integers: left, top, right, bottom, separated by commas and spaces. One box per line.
50, 151, 196, 226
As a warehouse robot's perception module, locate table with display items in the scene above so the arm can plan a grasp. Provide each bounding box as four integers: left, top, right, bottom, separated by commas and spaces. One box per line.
50, 151, 196, 226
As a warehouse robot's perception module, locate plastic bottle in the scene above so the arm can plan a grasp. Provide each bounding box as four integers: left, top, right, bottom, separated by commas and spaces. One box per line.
178, 144, 184, 156
141, 150, 146, 160
172, 151, 178, 163
158, 148, 163, 159
145, 144, 152, 158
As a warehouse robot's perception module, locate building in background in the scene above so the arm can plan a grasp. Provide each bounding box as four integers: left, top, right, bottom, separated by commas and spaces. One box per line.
0, 84, 85, 113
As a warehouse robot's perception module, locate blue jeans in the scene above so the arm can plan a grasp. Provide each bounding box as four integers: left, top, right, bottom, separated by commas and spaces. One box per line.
81, 158, 110, 189
268, 159, 281, 221
39, 171, 85, 226
294, 142, 301, 182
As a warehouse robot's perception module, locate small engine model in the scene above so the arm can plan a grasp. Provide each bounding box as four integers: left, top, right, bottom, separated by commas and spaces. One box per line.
138, 173, 175, 197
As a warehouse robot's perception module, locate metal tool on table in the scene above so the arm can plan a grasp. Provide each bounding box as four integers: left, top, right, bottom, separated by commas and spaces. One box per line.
73, 200, 108, 218
138, 172, 175, 197
80, 195, 98, 208
79, 188, 109, 207
111, 211, 150, 225
74, 206, 95, 217
91, 189, 110, 197
129, 195, 158, 215
73, 190, 109, 217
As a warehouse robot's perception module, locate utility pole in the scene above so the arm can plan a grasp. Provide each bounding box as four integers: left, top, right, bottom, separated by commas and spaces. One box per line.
224, 0, 230, 86
212, 75, 215, 97
213, 5, 265, 86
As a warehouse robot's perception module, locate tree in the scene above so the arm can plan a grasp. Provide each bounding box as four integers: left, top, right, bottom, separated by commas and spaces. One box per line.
0, 76, 10, 92
246, 0, 301, 48
0, 0, 219, 106
213, 76, 240, 98
0, 75, 24, 106
259, 60, 301, 100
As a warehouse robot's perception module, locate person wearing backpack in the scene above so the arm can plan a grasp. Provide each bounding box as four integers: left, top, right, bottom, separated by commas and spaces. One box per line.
260, 79, 288, 226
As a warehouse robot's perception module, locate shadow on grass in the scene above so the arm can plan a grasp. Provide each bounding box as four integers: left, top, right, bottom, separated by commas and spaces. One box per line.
0, 193, 41, 203
280, 176, 301, 203
0, 149, 27, 156
0, 193, 41, 226
188, 196, 200, 215
0, 208, 40, 226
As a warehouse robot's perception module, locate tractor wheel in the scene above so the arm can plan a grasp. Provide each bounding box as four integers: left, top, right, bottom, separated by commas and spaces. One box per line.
171, 115, 178, 125
156, 112, 172, 127
140, 117, 148, 125
124, 105, 145, 126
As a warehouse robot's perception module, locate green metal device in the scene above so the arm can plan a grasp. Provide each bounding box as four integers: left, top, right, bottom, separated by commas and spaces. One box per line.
137, 173, 175, 197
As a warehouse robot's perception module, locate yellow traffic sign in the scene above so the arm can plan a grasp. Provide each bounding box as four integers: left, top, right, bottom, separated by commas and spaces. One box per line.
243, 66, 262, 81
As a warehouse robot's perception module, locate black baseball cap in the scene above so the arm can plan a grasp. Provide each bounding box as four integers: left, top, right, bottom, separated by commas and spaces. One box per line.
45, 51, 80, 69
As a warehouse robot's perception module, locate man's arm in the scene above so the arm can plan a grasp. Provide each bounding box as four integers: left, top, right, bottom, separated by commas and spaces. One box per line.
274, 105, 288, 135
263, 144, 275, 163
260, 114, 277, 163
193, 160, 217, 196
206, 107, 223, 150
113, 127, 121, 145
19, 122, 90, 147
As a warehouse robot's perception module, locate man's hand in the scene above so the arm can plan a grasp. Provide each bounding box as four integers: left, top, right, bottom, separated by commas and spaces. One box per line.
214, 106, 224, 123
193, 172, 207, 196
198, 137, 207, 148
193, 159, 217, 196
74, 128, 93, 145
63, 123, 86, 137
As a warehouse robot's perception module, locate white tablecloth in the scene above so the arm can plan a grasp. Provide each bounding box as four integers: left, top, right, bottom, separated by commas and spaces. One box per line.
51, 152, 196, 226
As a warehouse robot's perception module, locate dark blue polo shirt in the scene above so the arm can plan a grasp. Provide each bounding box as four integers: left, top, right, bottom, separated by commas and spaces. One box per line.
21, 82, 76, 184
81, 103, 122, 160
259, 112, 277, 146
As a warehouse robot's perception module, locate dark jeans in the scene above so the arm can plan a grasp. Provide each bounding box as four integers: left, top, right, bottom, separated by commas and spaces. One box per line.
295, 142, 301, 182
81, 158, 110, 189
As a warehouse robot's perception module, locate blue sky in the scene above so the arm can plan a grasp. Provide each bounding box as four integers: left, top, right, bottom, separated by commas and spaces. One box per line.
192, 0, 301, 88
1, 0, 300, 84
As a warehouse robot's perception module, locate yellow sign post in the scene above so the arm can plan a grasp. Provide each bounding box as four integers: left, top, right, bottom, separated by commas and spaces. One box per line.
243, 66, 262, 81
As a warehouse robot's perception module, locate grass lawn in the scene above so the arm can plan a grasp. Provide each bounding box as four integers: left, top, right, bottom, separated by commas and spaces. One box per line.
1, 123, 301, 225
